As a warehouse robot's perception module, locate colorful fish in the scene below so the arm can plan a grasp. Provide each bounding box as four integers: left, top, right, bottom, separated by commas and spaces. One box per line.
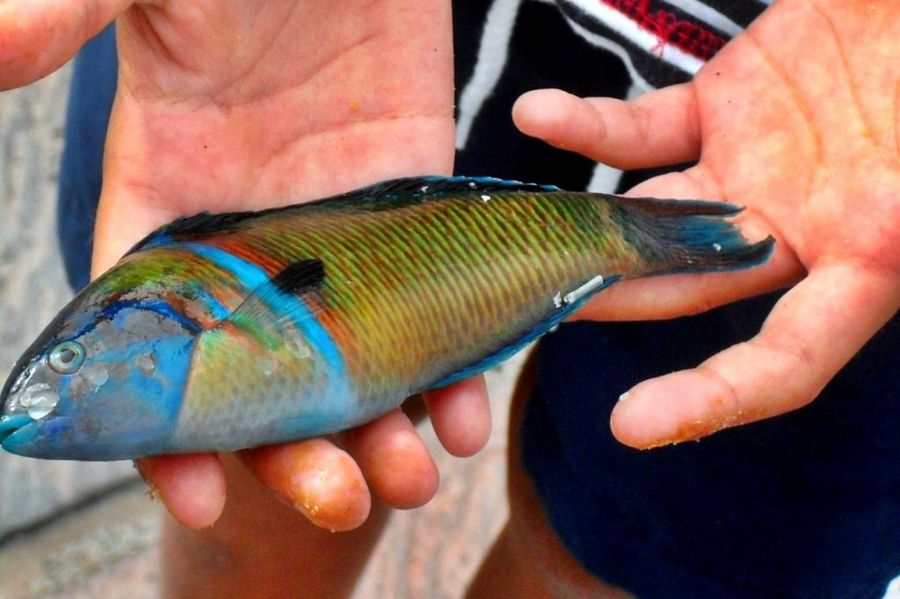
0, 177, 772, 460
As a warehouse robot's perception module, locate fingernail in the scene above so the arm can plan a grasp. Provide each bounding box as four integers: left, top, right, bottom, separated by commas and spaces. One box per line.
132, 460, 161, 501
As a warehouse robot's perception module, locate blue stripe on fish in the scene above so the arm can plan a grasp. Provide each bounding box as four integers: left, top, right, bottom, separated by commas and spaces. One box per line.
183, 243, 269, 289
181, 243, 348, 381
101, 299, 203, 334
189, 285, 231, 321
64, 298, 203, 344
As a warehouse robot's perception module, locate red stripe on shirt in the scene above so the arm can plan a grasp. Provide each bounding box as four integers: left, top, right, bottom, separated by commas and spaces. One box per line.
600, 0, 728, 60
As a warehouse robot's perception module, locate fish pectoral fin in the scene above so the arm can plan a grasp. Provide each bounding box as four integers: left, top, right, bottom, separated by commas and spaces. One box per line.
430, 274, 622, 390
221, 260, 327, 348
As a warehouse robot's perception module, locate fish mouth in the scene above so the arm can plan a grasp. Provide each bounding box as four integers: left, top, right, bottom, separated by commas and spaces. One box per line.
0, 414, 32, 445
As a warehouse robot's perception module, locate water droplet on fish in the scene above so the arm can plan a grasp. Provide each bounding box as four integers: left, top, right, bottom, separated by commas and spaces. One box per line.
480, 194, 491, 202
468, 181, 477, 188
713, 243, 722, 252
9, 363, 36, 395
82, 364, 110, 389
420, 185, 429, 193
136, 353, 157, 375
290, 338, 312, 359
260, 354, 277, 377
17, 383, 59, 420
553, 292, 563, 309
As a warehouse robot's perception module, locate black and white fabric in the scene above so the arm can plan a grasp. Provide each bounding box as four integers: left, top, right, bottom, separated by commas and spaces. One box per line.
453, 0, 768, 192
452, 3, 900, 598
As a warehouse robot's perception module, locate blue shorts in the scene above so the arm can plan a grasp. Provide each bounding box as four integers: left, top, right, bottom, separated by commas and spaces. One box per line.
60, 25, 900, 598
524, 305, 900, 598
57, 25, 117, 291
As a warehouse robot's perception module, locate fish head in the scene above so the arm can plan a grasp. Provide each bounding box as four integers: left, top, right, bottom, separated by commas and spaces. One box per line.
0, 281, 200, 460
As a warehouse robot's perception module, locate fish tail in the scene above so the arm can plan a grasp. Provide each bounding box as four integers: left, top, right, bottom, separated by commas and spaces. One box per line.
609, 195, 775, 275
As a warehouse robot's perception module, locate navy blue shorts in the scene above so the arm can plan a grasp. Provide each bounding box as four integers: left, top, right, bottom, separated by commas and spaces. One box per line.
60, 25, 900, 598
524, 306, 900, 598
57, 25, 117, 292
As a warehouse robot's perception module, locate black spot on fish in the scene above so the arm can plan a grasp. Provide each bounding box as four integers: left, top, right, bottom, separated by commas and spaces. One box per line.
271, 259, 326, 295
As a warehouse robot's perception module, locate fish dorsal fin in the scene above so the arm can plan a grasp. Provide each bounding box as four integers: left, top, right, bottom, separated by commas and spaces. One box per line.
127, 176, 560, 253
300, 176, 561, 213
160, 211, 259, 237
350, 175, 560, 198
127, 175, 559, 254
127, 211, 263, 254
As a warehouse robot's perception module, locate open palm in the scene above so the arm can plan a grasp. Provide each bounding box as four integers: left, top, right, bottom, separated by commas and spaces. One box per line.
2, 0, 492, 531
514, 0, 899, 448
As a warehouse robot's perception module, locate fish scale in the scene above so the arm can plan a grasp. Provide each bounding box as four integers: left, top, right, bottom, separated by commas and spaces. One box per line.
0, 176, 773, 460
175, 192, 610, 443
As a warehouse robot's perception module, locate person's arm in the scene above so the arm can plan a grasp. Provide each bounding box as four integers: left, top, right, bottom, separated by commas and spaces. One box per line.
512, 0, 899, 448
0, 0, 492, 531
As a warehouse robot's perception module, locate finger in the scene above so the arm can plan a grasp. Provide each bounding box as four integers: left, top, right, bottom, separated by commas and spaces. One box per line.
423, 376, 491, 457
239, 439, 371, 532
610, 263, 899, 448
342, 409, 439, 509
512, 86, 700, 170
0, 0, 132, 90
577, 168, 804, 321
136, 453, 226, 529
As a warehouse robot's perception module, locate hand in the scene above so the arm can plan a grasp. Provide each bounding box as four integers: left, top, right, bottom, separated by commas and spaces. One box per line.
513, 0, 899, 448
1, 0, 492, 530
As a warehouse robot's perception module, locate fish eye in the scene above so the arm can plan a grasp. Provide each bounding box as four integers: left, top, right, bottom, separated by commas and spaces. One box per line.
48, 341, 86, 374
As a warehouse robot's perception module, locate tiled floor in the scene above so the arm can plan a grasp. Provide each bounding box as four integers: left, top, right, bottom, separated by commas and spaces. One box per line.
0, 60, 520, 599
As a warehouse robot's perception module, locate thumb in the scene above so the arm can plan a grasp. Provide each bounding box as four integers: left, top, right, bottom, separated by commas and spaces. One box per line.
0, 0, 132, 90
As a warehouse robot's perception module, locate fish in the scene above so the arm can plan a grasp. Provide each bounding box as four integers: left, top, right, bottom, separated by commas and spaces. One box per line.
0, 176, 773, 460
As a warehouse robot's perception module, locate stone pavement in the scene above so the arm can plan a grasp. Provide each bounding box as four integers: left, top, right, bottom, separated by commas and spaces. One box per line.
0, 61, 519, 599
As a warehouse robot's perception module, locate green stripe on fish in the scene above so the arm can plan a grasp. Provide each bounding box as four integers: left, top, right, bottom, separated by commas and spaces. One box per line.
0, 176, 773, 460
